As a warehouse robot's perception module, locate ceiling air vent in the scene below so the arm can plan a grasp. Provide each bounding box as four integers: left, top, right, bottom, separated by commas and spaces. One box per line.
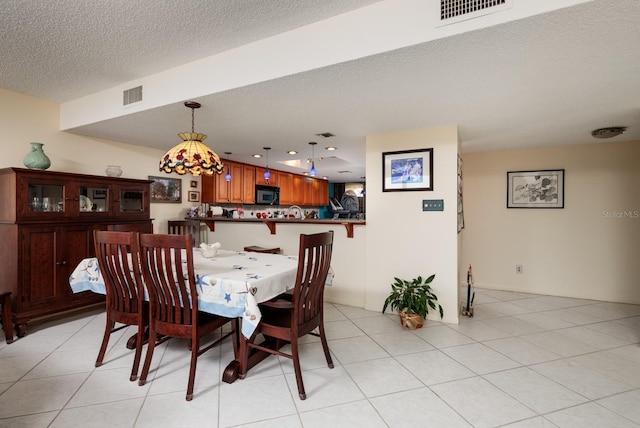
439, 0, 511, 25
123, 85, 142, 106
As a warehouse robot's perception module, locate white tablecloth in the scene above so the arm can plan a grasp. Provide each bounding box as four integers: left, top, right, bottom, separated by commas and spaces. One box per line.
69, 249, 301, 337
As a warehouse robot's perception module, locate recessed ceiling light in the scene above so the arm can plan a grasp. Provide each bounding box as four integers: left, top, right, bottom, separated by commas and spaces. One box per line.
287, 150, 298, 155
252, 154, 262, 158
591, 127, 627, 139
325, 146, 337, 151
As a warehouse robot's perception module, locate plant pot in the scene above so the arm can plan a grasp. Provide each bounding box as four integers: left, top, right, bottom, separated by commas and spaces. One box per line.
398, 310, 424, 329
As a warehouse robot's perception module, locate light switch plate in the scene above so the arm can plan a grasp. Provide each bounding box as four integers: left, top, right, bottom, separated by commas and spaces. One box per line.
422, 199, 444, 211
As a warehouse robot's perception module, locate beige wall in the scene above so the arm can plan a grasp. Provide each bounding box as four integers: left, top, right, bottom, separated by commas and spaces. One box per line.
200, 221, 367, 308
0, 88, 202, 232
461, 141, 640, 303
366, 127, 460, 324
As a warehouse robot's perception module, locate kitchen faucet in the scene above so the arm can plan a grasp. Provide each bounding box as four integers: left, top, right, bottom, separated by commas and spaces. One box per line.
287, 205, 303, 219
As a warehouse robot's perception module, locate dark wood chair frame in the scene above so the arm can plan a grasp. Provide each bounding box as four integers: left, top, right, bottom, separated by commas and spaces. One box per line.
240, 231, 334, 400
136, 233, 239, 401
93, 230, 147, 381
243, 245, 281, 254
167, 219, 202, 247
1, 292, 14, 344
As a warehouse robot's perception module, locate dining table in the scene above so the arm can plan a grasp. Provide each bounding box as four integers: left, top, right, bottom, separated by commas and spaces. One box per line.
69, 248, 322, 383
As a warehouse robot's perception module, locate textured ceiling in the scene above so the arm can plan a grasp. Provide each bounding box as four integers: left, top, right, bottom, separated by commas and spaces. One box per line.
1, 0, 639, 183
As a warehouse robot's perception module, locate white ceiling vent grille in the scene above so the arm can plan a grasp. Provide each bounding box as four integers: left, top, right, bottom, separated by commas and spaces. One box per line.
439, 0, 511, 26
123, 85, 142, 106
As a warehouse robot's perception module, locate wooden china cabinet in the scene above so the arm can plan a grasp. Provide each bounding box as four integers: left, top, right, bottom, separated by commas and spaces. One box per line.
0, 167, 153, 337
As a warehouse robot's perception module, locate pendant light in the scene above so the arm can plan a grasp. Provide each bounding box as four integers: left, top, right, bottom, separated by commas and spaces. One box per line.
263, 147, 271, 181
309, 141, 317, 177
159, 101, 224, 176
224, 152, 232, 181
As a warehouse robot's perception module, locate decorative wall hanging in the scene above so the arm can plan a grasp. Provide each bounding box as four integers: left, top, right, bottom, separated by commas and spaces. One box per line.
507, 169, 564, 208
149, 176, 182, 203
457, 155, 464, 232
382, 148, 433, 192
188, 191, 200, 202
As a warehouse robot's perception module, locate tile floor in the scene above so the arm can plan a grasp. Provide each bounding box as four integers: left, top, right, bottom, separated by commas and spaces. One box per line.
1, 288, 640, 427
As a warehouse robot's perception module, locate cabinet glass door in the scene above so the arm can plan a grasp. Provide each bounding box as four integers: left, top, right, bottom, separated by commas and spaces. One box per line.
120, 190, 144, 212
79, 186, 109, 213
28, 184, 64, 213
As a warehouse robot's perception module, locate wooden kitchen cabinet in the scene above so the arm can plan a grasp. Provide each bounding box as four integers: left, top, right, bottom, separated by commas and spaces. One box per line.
0, 167, 153, 337
241, 164, 256, 204
255, 167, 278, 186
201, 160, 328, 207
202, 161, 255, 204
278, 172, 293, 205
292, 174, 305, 205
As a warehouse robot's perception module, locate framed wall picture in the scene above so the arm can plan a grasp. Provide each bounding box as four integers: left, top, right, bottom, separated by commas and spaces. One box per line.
457, 155, 464, 232
190, 180, 198, 188
507, 169, 564, 208
382, 148, 433, 192
149, 176, 182, 203
188, 191, 200, 202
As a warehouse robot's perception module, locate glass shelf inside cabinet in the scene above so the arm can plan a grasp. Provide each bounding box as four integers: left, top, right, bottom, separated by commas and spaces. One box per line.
120, 190, 144, 212
28, 184, 64, 212
80, 186, 109, 212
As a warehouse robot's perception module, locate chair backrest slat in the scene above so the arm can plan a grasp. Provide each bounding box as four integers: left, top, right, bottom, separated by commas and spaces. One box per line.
293, 231, 334, 326
139, 233, 197, 326
168, 220, 202, 247
94, 230, 143, 315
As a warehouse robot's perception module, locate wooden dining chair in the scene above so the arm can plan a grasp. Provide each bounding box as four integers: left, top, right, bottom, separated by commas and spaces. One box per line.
167, 219, 202, 247
240, 231, 334, 400
136, 233, 238, 401
1, 292, 14, 344
93, 230, 147, 381
107, 223, 153, 233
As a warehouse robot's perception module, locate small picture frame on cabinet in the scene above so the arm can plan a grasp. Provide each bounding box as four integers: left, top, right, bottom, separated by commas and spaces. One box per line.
188, 191, 200, 202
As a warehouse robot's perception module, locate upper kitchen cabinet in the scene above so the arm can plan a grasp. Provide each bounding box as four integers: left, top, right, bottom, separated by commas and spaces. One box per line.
202, 161, 255, 204
255, 167, 278, 186
278, 172, 293, 205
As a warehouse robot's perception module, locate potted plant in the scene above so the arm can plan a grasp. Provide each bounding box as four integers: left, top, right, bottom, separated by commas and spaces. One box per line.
382, 274, 444, 329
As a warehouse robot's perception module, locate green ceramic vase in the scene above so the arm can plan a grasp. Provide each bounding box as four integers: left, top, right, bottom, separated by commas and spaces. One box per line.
23, 142, 51, 170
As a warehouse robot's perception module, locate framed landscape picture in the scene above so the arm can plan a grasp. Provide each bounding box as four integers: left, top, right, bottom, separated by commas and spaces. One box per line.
382, 148, 433, 192
149, 176, 182, 203
507, 169, 564, 208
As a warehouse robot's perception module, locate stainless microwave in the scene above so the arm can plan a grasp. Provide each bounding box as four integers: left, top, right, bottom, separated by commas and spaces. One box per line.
255, 185, 280, 205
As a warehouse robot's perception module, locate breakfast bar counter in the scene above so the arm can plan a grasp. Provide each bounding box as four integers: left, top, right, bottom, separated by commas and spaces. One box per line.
195, 217, 365, 238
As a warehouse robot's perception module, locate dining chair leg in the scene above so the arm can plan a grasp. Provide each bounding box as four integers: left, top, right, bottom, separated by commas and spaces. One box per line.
318, 323, 334, 369
1, 292, 14, 344
186, 337, 199, 401
138, 327, 157, 386
130, 324, 144, 381
291, 337, 306, 400
95, 317, 115, 367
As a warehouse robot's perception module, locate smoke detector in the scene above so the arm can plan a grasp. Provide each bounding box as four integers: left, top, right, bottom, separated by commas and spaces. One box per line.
591, 127, 626, 139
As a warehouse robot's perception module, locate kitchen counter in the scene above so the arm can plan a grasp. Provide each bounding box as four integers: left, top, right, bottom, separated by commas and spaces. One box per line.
192, 216, 365, 238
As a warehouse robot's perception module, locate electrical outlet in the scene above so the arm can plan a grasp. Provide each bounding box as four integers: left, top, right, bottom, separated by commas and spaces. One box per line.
516, 264, 523, 274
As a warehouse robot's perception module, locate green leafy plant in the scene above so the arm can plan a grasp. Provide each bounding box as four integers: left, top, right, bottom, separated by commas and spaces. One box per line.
382, 274, 444, 319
